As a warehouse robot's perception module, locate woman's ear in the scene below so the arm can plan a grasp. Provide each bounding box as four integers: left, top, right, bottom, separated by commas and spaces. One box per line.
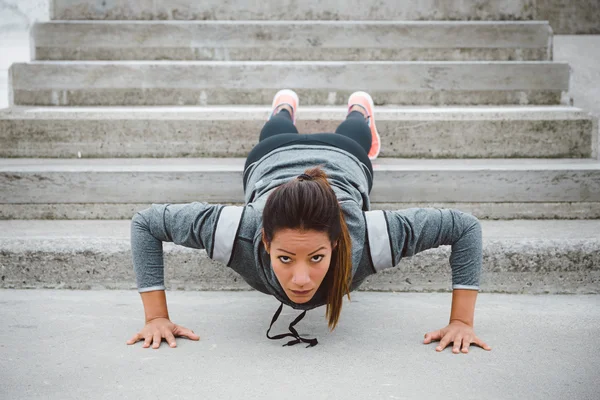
262, 230, 270, 253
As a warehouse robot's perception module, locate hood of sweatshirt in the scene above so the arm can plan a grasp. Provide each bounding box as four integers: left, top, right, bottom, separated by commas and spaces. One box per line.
241, 145, 374, 346
242, 145, 373, 311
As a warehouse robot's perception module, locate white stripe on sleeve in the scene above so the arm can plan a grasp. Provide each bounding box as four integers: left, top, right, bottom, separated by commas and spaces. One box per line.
365, 210, 393, 272
212, 206, 244, 265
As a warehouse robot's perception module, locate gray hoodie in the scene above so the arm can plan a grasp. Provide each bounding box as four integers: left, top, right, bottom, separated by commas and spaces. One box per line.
131, 144, 482, 313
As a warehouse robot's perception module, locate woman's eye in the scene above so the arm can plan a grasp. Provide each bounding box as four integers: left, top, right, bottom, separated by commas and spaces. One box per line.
311, 255, 324, 263
278, 256, 291, 264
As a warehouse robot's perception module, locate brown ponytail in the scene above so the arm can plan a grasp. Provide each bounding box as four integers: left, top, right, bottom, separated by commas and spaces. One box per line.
262, 166, 352, 331
326, 207, 352, 331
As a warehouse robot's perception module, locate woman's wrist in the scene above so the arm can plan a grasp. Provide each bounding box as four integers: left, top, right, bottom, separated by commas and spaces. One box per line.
140, 290, 170, 323
449, 289, 478, 327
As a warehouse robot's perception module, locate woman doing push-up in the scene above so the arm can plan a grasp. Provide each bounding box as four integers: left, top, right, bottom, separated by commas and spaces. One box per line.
127, 90, 491, 353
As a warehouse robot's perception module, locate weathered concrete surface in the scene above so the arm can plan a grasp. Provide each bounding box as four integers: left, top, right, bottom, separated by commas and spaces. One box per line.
3, 201, 600, 220
537, 0, 600, 34
1, 220, 599, 293
1, 158, 599, 204
0, 106, 595, 159
51, 0, 537, 21
8, 61, 570, 106
1, 290, 599, 400
48, 0, 600, 33
31, 21, 552, 62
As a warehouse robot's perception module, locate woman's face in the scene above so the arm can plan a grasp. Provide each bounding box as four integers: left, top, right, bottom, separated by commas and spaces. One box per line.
263, 228, 334, 304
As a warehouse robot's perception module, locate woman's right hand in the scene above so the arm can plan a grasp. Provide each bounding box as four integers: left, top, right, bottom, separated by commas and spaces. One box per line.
127, 317, 200, 349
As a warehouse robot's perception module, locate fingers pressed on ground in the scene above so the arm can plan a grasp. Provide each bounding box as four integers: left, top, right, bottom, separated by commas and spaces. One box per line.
143, 335, 152, 348
452, 337, 463, 353
436, 336, 451, 352
424, 330, 441, 344
176, 326, 200, 341
152, 332, 162, 349
474, 337, 492, 351
165, 331, 177, 348
127, 333, 141, 345
461, 337, 471, 353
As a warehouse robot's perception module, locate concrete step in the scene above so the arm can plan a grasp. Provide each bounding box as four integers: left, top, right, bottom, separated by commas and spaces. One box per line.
1, 219, 598, 293
1, 158, 599, 220
32, 21, 552, 62
3, 201, 600, 221
8, 61, 571, 107
52, 0, 536, 21
0, 106, 596, 159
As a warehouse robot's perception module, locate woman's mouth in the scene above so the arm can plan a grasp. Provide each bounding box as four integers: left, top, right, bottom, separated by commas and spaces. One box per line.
291, 289, 312, 296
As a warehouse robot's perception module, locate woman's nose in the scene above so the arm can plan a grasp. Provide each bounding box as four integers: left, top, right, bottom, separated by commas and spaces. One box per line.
292, 265, 311, 285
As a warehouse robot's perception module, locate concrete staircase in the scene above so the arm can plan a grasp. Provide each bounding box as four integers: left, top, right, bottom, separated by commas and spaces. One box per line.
0, 0, 598, 293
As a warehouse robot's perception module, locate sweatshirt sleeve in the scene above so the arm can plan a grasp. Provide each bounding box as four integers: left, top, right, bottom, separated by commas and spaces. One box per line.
366, 208, 482, 290
130, 202, 242, 293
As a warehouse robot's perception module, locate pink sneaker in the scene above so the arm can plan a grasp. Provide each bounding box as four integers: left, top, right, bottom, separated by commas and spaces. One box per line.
269, 89, 300, 125
347, 91, 380, 160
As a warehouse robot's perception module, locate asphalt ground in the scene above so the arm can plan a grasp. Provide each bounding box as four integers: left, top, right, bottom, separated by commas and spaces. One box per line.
1, 290, 599, 399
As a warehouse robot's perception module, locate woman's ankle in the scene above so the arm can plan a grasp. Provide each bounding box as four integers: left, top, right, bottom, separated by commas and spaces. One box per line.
349, 105, 368, 119
274, 104, 293, 116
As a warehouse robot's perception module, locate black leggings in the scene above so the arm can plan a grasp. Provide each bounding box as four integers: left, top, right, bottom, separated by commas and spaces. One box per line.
244, 110, 374, 191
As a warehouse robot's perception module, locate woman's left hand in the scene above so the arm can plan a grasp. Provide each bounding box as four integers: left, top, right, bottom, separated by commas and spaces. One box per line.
423, 320, 491, 354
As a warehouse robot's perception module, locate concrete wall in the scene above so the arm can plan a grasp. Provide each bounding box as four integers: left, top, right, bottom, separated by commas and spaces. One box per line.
537, 0, 600, 34
0, 0, 598, 35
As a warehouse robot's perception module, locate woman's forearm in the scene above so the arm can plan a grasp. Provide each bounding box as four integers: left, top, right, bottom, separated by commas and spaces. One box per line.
141, 290, 170, 323
449, 289, 478, 327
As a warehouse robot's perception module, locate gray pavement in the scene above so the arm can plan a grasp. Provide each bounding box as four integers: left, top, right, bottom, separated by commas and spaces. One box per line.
1, 290, 599, 399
